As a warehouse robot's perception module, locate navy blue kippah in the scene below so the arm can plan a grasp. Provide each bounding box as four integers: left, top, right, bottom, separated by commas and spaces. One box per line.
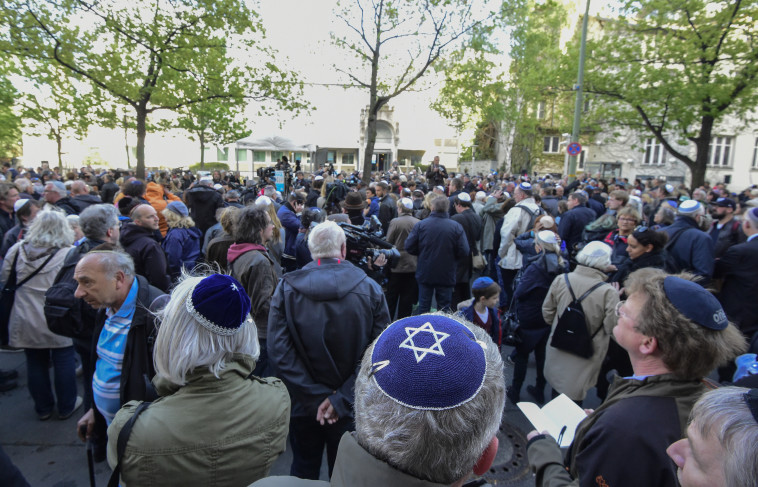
663, 276, 728, 330
185, 274, 251, 335
370, 314, 488, 410
472, 277, 495, 290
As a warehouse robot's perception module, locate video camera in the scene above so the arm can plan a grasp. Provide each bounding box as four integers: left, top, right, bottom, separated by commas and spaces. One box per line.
256, 165, 293, 194
338, 218, 400, 269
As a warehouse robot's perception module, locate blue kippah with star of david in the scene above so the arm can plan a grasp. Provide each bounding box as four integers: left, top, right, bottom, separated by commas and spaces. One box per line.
370, 314, 488, 410
185, 274, 251, 336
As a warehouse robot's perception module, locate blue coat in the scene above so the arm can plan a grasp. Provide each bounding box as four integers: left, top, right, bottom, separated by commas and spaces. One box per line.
559, 206, 596, 253
405, 211, 469, 286
277, 203, 301, 256
513, 252, 568, 329
162, 226, 203, 279
661, 217, 714, 284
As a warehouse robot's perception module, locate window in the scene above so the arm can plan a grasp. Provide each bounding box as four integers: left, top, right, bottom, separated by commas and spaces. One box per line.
235, 149, 247, 162
294, 152, 303, 163
342, 153, 354, 165
643, 138, 665, 165
253, 151, 266, 162
216, 148, 228, 162
752, 137, 758, 168
537, 101, 546, 120
708, 136, 733, 167
270, 151, 283, 162
543, 136, 560, 153
327, 151, 336, 163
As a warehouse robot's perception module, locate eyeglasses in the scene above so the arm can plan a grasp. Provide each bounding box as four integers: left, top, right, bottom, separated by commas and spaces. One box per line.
634, 225, 649, 233
618, 217, 638, 223
615, 300, 629, 319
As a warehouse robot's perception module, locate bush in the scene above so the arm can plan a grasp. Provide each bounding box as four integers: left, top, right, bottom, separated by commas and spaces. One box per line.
188, 162, 230, 172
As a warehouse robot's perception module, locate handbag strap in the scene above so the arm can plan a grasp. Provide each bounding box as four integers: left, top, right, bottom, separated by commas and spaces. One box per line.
564, 273, 606, 304
7, 249, 56, 291
107, 401, 152, 487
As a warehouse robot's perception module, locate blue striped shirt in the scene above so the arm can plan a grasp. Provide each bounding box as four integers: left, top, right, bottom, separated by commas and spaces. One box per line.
93, 278, 138, 425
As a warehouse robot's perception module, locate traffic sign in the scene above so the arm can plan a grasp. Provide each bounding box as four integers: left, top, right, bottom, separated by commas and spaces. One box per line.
567, 142, 582, 156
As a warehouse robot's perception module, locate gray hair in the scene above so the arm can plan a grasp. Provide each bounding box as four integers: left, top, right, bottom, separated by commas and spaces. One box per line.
431, 194, 448, 213
690, 387, 758, 487
79, 204, 120, 240
25, 210, 75, 248
87, 250, 135, 279
576, 241, 612, 270
47, 181, 68, 197
14, 178, 31, 192
308, 220, 345, 259
153, 272, 259, 386
570, 192, 587, 206
354, 314, 505, 484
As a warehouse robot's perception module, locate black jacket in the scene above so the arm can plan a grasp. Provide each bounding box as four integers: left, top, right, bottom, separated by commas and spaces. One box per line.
611, 250, 666, 286
451, 208, 482, 283
405, 211, 469, 286
88, 275, 165, 441
715, 237, 758, 337
100, 182, 120, 204
70, 194, 103, 213
54, 197, 79, 215
377, 195, 397, 236
513, 252, 568, 329
267, 258, 390, 418
558, 206, 596, 253
119, 224, 171, 292
184, 185, 224, 234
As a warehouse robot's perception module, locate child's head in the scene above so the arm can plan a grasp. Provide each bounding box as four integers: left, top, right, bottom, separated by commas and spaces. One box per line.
471, 277, 500, 306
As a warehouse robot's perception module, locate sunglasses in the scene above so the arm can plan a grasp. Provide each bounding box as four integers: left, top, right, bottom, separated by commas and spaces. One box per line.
634, 225, 649, 233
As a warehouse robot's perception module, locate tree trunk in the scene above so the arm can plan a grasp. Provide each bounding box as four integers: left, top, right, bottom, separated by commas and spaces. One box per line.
135, 103, 148, 179
362, 107, 378, 185
56, 132, 63, 171
199, 132, 205, 170
690, 114, 715, 189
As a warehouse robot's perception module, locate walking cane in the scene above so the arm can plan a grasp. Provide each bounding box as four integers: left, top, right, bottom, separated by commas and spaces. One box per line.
80, 424, 96, 487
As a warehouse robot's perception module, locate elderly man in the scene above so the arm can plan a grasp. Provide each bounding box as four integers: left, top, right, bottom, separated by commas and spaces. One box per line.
498, 182, 542, 303
43, 181, 77, 215
107, 274, 289, 486
667, 386, 758, 487
74, 251, 166, 458
69, 180, 102, 213
254, 313, 505, 486
528, 268, 746, 487
406, 194, 469, 314
451, 192, 482, 309
119, 204, 170, 292
268, 220, 390, 479
661, 200, 714, 284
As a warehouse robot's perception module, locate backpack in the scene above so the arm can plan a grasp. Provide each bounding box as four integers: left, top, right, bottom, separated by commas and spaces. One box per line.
515, 205, 544, 233
44, 247, 95, 340
550, 274, 607, 358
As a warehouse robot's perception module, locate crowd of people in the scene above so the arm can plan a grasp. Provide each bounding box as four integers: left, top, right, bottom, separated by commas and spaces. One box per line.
0, 157, 757, 486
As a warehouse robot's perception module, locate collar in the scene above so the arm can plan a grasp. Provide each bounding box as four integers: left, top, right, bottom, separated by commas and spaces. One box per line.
748, 233, 758, 242
106, 277, 139, 318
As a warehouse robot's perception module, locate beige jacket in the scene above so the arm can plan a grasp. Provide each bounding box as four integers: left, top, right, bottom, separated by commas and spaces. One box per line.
542, 265, 619, 401
0, 242, 72, 349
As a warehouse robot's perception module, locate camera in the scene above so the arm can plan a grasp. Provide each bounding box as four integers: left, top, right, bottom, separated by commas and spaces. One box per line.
338, 220, 400, 269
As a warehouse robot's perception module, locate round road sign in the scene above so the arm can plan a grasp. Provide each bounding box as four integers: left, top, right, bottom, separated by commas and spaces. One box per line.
567, 142, 582, 156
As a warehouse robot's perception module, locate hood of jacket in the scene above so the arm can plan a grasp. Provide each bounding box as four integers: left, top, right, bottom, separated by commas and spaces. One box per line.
73, 193, 102, 205
284, 258, 367, 301
120, 223, 160, 247
227, 242, 268, 264
185, 184, 219, 202
144, 181, 165, 201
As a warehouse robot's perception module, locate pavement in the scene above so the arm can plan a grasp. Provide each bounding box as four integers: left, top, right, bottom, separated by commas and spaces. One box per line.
0, 344, 603, 486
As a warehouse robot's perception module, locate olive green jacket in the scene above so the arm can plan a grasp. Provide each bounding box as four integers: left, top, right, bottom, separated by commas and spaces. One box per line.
108, 354, 290, 487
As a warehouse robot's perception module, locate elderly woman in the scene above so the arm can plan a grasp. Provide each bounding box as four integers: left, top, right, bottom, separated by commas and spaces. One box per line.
0, 210, 78, 419
529, 269, 746, 487
603, 206, 641, 268
542, 241, 619, 403
161, 201, 202, 280
106, 273, 290, 486
508, 230, 569, 404
667, 387, 758, 487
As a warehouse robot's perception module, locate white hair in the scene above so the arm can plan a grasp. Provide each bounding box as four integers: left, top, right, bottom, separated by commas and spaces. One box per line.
576, 241, 612, 270
354, 313, 505, 484
25, 210, 74, 248
691, 387, 758, 487
153, 273, 260, 386
307, 220, 345, 259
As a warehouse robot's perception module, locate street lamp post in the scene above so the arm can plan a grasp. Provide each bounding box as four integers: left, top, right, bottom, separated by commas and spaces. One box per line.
567, 0, 591, 184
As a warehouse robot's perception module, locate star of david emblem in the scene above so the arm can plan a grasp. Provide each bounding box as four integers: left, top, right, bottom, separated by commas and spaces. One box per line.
399, 322, 450, 363
231, 283, 238, 291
